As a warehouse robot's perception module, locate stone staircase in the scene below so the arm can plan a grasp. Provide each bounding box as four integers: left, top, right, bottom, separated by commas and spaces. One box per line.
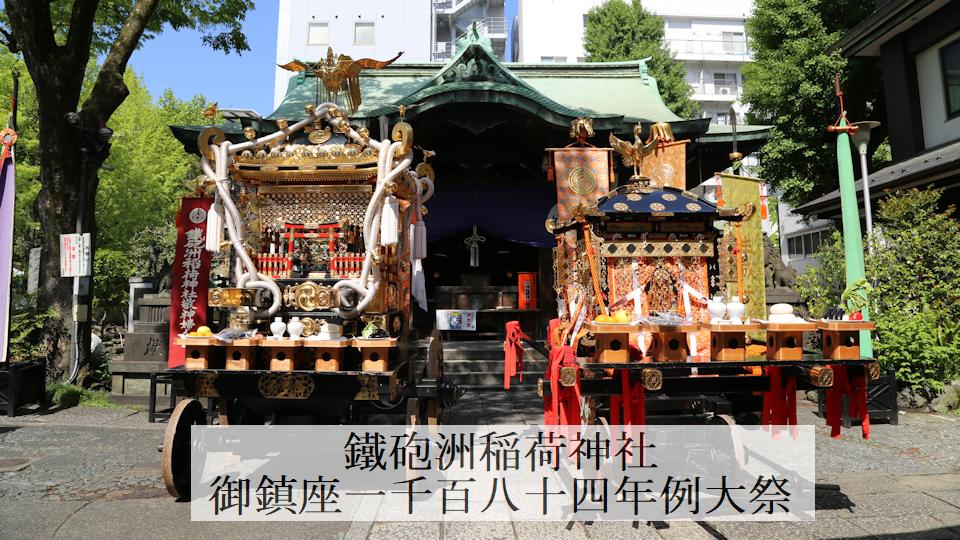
442, 340, 547, 388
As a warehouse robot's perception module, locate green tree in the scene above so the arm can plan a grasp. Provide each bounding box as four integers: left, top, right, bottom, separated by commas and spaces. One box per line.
96, 73, 208, 252
583, 0, 700, 119
1, 1, 251, 373
742, 0, 885, 207
795, 188, 960, 387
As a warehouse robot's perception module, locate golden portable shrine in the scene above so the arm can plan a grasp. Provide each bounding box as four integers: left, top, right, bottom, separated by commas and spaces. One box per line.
158, 51, 458, 499
522, 119, 880, 433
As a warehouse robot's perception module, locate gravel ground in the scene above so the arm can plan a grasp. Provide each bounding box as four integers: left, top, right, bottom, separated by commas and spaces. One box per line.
0, 396, 958, 539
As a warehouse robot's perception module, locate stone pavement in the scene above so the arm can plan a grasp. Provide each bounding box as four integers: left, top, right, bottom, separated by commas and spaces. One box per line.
0, 395, 959, 539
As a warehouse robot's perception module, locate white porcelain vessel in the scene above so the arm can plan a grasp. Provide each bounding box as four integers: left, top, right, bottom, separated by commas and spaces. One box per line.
726, 296, 746, 324
287, 317, 304, 339
318, 321, 342, 340
270, 316, 286, 339
708, 296, 727, 324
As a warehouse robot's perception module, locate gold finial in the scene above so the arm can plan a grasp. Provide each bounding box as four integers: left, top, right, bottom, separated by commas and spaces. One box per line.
201, 101, 218, 120
305, 103, 316, 116
243, 127, 257, 141
398, 104, 407, 120
569, 117, 595, 142
277, 118, 289, 130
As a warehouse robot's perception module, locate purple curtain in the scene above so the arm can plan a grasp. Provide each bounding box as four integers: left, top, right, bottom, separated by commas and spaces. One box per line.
424, 183, 556, 247
0, 146, 14, 362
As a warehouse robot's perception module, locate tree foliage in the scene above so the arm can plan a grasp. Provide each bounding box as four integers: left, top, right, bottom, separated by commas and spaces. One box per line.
1, 0, 250, 372
795, 188, 960, 387
742, 0, 885, 207
583, 0, 700, 119
96, 71, 209, 251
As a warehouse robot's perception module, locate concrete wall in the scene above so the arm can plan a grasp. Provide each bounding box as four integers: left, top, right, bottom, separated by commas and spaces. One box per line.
916, 30, 960, 149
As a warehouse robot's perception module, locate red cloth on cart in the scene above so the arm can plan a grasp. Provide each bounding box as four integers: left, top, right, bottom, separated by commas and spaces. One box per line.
761, 366, 798, 435
826, 365, 870, 439
619, 368, 646, 426
504, 321, 532, 390
543, 346, 582, 426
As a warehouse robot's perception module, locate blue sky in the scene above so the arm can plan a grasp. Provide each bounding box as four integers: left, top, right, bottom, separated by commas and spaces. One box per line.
130, 4, 279, 116
129, 2, 519, 116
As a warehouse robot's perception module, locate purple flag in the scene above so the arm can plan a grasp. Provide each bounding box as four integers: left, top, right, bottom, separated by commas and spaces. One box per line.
0, 140, 15, 363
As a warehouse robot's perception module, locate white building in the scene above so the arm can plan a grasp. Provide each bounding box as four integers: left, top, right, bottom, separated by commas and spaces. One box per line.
274, 0, 506, 109
512, 0, 753, 124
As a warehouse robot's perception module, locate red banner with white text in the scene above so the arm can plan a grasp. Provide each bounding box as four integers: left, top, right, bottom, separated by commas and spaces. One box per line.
168, 197, 213, 368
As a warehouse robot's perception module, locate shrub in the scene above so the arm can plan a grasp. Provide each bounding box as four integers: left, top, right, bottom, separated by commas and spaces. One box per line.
795, 187, 960, 387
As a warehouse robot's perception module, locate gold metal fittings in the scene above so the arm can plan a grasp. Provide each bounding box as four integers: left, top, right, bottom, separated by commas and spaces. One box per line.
283, 282, 339, 311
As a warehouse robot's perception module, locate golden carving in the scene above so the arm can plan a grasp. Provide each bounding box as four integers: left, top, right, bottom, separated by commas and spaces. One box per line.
300, 317, 319, 337
284, 282, 339, 311
641, 368, 663, 391
208, 288, 256, 308
355, 374, 380, 400
308, 127, 332, 144
626, 193, 642, 202
391, 121, 414, 157
602, 240, 715, 258
568, 167, 598, 195
569, 117, 595, 141
258, 373, 315, 399
278, 48, 403, 114
193, 372, 219, 397
613, 202, 629, 212
685, 202, 703, 212
661, 193, 678, 201
559, 366, 578, 387
197, 127, 226, 162
649, 202, 666, 211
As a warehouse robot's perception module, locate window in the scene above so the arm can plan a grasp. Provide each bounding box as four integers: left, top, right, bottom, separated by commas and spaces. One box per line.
576, 56, 588, 63
307, 23, 328, 46
722, 31, 746, 54
354, 22, 375, 46
786, 229, 832, 258
540, 56, 567, 63
714, 112, 730, 125
941, 37, 960, 118
583, 14, 589, 28
713, 72, 737, 95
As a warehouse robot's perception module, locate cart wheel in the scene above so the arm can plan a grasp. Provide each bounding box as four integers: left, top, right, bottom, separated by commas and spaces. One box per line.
162, 399, 206, 499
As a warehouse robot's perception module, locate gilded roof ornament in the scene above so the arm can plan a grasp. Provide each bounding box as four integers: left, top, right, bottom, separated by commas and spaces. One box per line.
278, 48, 404, 114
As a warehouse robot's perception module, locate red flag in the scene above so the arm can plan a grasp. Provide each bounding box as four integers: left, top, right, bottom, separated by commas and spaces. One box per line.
168, 197, 213, 367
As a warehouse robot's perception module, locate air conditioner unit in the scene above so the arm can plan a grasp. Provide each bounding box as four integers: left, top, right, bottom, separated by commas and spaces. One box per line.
718, 87, 731, 95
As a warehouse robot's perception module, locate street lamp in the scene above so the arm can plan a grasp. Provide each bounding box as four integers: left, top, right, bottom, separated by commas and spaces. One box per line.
850, 120, 880, 243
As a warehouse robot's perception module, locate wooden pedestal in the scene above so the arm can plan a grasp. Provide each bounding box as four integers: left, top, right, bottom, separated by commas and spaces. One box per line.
303, 339, 351, 372
225, 337, 260, 371
817, 321, 876, 360
705, 323, 761, 362
764, 322, 815, 361
649, 332, 689, 362
176, 337, 220, 370
594, 333, 630, 364
354, 338, 397, 373
263, 338, 303, 371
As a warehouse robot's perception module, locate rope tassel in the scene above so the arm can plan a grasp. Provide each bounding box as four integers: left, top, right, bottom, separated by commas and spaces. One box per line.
205, 201, 224, 253
414, 219, 427, 260
380, 194, 399, 246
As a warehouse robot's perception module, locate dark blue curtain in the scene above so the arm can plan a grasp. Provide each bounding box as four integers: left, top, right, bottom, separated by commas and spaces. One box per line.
424, 183, 556, 247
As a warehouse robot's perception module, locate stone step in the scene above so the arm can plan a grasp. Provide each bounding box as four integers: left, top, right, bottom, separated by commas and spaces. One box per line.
451, 371, 541, 387
443, 343, 544, 361
443, 359, 545, 375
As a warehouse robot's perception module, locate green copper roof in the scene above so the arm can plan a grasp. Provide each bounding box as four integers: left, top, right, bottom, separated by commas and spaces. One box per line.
269, 25, 695, 134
